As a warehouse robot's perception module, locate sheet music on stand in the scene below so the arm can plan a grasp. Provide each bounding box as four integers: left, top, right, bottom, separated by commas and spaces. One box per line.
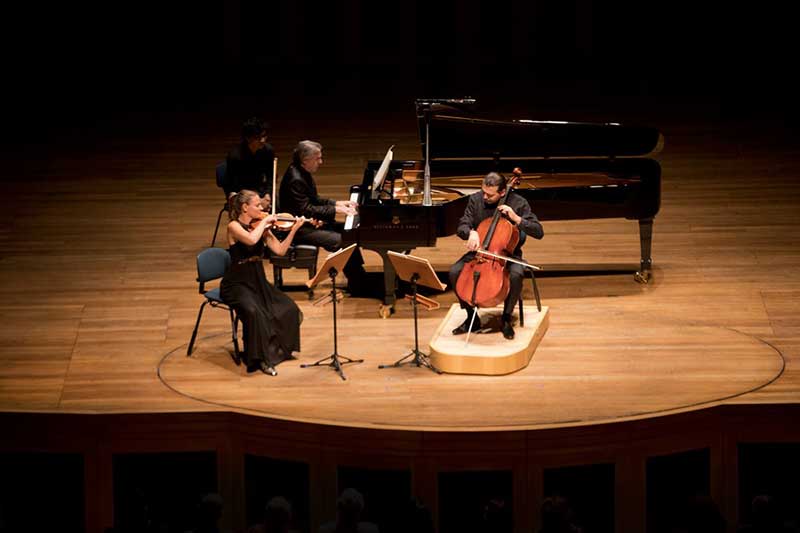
302, 244, 363, 380
370, 146, 394, 199
378, 251, 446, 373
306, 244, 357, 289
387, 251, 446, 291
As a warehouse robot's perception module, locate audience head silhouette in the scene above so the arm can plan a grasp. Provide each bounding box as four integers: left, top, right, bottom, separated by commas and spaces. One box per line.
539, 495, 581, 533
264, 496, 292, 533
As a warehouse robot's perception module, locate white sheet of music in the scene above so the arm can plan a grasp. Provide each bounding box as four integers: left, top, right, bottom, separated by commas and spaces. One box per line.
370, 146, 394, 199
346, 146, 393, 231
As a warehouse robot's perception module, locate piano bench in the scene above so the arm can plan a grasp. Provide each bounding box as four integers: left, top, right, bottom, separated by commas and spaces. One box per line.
270, 244, 319, 299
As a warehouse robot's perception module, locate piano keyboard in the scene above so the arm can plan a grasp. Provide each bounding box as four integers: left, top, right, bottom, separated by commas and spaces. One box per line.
344, 190, 360, 230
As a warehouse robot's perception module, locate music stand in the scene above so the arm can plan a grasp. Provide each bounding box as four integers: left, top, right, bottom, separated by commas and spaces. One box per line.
301, 244, 363, 380
379, 251, 447, 373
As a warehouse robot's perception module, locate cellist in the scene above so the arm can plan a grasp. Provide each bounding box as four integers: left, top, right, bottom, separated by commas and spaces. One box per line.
448, 172, 544, 339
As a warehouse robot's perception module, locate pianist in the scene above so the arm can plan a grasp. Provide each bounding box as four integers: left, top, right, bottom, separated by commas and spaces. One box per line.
448, 172, 544, 340
278, 140, 370, 295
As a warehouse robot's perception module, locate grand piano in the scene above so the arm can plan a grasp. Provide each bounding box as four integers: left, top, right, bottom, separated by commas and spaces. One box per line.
343, 99, 663, 316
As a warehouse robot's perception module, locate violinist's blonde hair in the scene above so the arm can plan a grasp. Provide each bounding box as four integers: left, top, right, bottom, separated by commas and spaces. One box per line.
229, 189, 259, 221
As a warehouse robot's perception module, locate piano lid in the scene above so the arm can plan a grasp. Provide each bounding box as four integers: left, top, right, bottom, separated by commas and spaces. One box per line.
416, 101, 663, 160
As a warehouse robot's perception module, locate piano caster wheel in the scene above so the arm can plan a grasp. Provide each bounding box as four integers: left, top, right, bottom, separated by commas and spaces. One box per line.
378, 305, 395, 319
634, 270, 652, 284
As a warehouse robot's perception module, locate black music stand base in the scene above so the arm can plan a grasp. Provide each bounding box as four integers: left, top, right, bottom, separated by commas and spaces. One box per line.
379, 348, 441, 374
301, 268, 363, 380
378, 274, 442, 374
301, 352, 362, 381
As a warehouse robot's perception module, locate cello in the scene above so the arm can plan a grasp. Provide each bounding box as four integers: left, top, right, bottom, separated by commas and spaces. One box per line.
454, 168, 523, 309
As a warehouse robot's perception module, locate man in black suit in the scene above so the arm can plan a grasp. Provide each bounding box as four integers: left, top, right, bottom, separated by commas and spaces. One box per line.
278, 140, 369, 295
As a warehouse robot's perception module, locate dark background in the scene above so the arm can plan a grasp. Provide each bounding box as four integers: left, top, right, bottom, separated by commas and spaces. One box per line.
4, 0, 798, 144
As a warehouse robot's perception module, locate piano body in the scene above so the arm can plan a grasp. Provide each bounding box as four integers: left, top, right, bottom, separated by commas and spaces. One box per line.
343, 100, 663, 316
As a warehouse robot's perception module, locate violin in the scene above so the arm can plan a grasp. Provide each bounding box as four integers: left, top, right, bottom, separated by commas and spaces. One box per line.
249, 213, 324, 231
454, 168, 523, 308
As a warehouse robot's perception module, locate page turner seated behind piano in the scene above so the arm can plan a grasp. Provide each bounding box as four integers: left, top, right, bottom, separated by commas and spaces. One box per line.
224, 117, 275, 211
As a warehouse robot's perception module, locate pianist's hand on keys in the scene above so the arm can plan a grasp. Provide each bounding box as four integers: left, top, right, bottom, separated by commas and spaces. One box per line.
343, 192, 360, 230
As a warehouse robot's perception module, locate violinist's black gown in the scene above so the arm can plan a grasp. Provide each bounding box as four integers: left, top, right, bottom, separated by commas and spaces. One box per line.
220, 228, 302, 370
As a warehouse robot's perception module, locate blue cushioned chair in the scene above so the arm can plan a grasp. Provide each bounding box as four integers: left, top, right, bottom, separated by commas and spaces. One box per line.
187, 247, 241, 365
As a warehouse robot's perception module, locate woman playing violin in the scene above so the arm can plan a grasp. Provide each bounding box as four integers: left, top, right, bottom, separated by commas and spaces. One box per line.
448, 172, 544, 340
221, 189, 307, 375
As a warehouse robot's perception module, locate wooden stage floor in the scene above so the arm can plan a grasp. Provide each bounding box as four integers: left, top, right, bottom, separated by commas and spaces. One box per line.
163, 305, 783, 430
1, 106, 799, 432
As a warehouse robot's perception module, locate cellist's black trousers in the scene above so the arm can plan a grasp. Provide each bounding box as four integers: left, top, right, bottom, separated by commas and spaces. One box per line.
448, 252, 525, 318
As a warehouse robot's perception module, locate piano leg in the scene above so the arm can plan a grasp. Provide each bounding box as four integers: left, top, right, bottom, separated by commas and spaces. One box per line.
635, 218, 654, 284
376, 248, 397, 318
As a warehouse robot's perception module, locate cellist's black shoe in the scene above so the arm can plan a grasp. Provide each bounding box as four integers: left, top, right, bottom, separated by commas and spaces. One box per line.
452, 316, 481, 335
501, 320, 515, 340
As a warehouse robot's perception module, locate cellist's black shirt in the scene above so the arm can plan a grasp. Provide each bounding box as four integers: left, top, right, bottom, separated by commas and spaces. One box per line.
456, 191, 543, 257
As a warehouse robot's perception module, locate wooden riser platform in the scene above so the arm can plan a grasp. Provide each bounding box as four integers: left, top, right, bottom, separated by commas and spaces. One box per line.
429, 304, 550, 375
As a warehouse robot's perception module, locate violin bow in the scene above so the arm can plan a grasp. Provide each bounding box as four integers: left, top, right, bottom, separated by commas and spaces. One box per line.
271, 157, 277, 215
